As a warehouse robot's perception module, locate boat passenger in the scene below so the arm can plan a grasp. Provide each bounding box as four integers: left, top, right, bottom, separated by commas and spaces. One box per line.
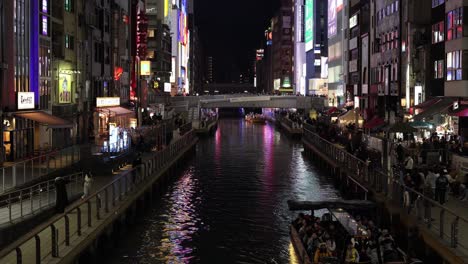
314, 243, 332, 263
324, 234, 336, 255
344, 243, 360, 264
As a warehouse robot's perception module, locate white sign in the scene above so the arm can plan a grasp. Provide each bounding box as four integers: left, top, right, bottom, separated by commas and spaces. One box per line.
349, 60, 358, 72
96, 97, 120, 107
349, 14, 358, 29
17, 92, 35, 110
164, 82, 171, 93
274, 78, 281, 90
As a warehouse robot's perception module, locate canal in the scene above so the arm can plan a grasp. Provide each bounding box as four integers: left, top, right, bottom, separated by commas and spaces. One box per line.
106, 118, 341, 263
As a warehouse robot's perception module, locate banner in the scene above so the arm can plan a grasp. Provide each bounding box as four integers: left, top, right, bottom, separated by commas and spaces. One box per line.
59, 73, 71, 104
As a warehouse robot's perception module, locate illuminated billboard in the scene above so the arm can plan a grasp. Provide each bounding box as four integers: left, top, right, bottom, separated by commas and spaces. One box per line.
328, 0, 337, 37
178, 0, 188, 46
59, 73, 72, 104
140, 61, 151, 76
305, 0, 314, 52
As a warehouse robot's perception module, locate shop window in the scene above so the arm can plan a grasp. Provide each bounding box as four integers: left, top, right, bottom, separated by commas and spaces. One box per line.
446, 50, 462, 81
434, 60, 444, 79
65, 0, 74, 12
447, 8, 463, 40
432, 21, 444, 43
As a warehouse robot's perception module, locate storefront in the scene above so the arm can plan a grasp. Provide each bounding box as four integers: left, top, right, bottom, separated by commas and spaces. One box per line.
2, 92, 72, 161
93, 97, 135, 153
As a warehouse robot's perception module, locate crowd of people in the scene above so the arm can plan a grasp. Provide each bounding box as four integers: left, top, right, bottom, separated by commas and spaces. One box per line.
293, 212, 408, 264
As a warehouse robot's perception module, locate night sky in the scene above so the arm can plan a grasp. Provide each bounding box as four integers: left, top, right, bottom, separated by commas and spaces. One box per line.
195, 0, 280, 82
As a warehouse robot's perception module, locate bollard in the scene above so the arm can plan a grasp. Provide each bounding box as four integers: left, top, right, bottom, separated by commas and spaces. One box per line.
35, 235, 41, 264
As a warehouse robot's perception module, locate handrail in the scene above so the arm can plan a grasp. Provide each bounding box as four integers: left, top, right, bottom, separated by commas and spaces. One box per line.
0, 130, 196, 263
0, 172, 84, 226
0, 145, 79, 169
0, 145, 81, 193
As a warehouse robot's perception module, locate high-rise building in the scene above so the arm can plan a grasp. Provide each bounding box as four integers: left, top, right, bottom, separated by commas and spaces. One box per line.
304, 0, 328, 96
0, 0, 74, 162
170, 0, 191, 95
327, 0, 346, 106
146, 0, 172, 97
443, 0, 468, 98
293, 0, 306, 95
272, 0, 294, 94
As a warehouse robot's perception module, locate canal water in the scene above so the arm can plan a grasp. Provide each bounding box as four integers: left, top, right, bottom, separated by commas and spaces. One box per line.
107, 118, 340, 264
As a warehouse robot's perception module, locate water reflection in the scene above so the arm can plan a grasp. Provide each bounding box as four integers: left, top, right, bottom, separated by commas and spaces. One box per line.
109, 119, 340, 263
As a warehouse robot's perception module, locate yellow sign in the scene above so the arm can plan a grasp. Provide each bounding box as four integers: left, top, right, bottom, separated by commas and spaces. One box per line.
140, 61, 151, 76
59, 73, 71, 103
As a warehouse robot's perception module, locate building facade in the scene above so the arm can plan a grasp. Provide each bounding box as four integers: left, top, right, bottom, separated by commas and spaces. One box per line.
272, 0, 294, 94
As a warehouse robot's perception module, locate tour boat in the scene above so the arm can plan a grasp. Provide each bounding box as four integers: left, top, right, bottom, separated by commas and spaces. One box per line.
245, 114, 266, 124
288, 200, 422, 264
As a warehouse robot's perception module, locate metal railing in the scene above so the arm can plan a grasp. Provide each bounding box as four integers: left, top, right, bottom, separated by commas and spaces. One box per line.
0, 130, 196, 264
303, 126, 468, 253
197, 117, 217, 129
0, 173, 84, 226
0, 146, 81, 193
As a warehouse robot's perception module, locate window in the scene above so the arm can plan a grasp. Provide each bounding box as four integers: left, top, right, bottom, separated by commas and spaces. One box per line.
432, 21, 444, 43
65, 0, 74, 12
432, 0, 444, 8
446, 51, 462, 81
447, 8, 463, 40
148, 29, 155, 38
41, 15, 48, 36
65, 34, 74, 50
434, 60, 444, 79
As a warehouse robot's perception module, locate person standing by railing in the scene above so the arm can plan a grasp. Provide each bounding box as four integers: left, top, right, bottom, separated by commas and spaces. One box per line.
54, 176, 70, 213
81, 171, 93, 199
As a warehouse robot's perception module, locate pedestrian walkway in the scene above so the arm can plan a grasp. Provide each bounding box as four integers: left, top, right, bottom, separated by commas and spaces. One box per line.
0, 131, 197, 264
0, 173, 83, 228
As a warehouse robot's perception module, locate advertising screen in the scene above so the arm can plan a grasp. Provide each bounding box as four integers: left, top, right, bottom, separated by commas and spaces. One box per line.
328, 0, 343, 38
59, 73, 71, 104
328, 0, 337, 37
305, 0, 314, 52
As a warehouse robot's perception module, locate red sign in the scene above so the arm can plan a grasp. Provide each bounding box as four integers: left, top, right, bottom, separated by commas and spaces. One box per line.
114, 67, 123, 81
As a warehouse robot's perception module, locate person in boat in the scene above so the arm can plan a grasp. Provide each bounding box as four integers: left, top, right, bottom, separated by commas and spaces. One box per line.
314, 243, 332, 263
344, 243, 360, 264
324, 234, 336, 256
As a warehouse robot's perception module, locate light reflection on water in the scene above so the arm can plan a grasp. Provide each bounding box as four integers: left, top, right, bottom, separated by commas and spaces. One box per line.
109, 119, 340, 263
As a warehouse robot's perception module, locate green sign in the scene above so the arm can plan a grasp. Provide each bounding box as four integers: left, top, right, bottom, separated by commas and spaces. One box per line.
305, 0, 314, 52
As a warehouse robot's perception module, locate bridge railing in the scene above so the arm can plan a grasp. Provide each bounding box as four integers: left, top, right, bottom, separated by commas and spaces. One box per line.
0, 130, 196, 264
303, 126, 468, 252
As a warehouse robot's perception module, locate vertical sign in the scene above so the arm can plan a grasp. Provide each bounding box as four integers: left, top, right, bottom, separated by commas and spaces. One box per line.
305, 0, 314, 51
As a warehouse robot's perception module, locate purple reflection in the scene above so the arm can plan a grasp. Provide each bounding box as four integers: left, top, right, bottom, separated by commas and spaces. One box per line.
263, 125, 275, 184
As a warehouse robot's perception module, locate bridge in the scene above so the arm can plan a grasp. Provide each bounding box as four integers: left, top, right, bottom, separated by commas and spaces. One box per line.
150, 95, 327, 110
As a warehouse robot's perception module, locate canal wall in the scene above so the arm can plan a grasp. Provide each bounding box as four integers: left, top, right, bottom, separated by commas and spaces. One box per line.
302, 127, 466, 264
0, 131, 198, 264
